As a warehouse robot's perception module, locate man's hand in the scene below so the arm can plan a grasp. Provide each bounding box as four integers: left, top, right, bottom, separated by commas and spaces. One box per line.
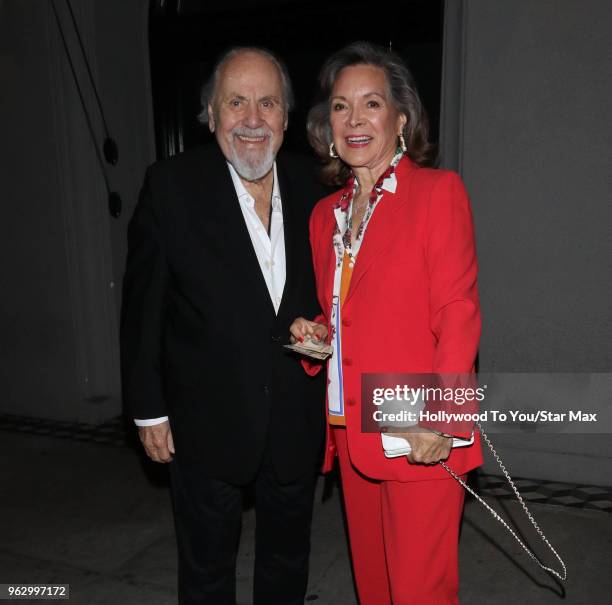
138, 420, 175, 463
290, 317, 328, 343
384, 426, 452, 465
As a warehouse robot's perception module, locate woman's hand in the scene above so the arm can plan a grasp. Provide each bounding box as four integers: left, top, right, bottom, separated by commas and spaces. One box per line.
290, 317, 328, 344
384, 426, 452, 465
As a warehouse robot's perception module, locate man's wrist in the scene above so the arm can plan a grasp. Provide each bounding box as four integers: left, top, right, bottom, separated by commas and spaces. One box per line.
134, 416, 169, 427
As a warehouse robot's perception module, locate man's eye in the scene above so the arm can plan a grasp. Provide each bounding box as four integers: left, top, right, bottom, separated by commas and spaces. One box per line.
230, 99, 242, 107
261, 100, 274, 109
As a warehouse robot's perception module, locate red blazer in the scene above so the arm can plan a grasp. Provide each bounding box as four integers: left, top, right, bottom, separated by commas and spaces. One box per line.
309, 157, 483, 481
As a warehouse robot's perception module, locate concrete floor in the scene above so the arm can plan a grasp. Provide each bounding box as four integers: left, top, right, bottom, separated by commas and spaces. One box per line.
1, 431, 610, 604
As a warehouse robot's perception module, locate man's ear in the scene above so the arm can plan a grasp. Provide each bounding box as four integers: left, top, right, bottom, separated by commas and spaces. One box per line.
207, 104, 215, 133
283, 114, 288, 132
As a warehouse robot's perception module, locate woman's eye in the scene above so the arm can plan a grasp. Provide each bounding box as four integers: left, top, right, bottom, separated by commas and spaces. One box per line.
367, 100, 381, 108
332, 103, 346, 111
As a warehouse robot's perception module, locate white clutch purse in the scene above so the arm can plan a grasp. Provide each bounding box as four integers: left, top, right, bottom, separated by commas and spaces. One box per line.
381, 432, 474, 458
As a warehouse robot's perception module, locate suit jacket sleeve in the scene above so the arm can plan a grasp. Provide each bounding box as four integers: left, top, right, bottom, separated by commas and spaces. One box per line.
421, 172, 481, 437
300, 203, 329, 376
120, 168, 169, 419
300, 205, 328, 377
427, 171, 480, 372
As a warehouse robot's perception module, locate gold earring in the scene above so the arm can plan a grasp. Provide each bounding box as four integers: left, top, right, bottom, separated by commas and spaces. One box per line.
329, 142, 339, 158
398, 132, 407, 153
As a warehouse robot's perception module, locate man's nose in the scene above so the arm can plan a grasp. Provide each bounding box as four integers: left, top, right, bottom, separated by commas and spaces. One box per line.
244, 102, 263, 128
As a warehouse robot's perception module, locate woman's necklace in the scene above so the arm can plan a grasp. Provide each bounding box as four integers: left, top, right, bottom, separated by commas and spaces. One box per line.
333, 149, 404, 268
348, 191, 369, 231
341, 164, 395, 267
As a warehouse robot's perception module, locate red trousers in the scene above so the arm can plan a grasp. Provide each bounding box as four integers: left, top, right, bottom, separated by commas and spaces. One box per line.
334, 428, 466, 605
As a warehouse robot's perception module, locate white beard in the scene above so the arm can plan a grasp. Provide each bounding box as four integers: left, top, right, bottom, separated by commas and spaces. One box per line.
228, 127, 276, 181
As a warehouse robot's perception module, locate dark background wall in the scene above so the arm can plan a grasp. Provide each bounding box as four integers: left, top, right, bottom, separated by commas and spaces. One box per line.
148, 0, 444, 159
0, 0, 155, 423
462, 2, 612, 374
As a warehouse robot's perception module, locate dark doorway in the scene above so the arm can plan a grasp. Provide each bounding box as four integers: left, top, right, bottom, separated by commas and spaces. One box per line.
149, 0, 444, 160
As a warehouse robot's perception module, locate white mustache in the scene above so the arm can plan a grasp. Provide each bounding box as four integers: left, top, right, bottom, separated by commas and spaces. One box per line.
232, 127, 272, 138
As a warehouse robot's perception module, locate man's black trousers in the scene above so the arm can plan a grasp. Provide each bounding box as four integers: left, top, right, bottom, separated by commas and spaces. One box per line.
168, 448, 317, 605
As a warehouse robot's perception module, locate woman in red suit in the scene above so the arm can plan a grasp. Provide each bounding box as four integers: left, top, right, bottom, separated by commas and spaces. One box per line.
291, 42, 482, 604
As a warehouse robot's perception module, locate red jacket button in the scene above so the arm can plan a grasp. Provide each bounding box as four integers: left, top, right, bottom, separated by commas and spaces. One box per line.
343, 357, 352, 366
346, 398, 356, 407
342, 318, 352, 327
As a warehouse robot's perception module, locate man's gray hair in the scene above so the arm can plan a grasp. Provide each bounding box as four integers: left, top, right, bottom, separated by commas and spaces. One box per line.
197, 46, 295, 125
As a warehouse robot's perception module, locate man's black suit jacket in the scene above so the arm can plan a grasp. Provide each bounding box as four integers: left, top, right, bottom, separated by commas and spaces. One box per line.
120, 144, 326, 485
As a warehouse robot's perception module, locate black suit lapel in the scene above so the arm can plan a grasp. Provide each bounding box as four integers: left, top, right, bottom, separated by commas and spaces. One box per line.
198, 147, 277, 319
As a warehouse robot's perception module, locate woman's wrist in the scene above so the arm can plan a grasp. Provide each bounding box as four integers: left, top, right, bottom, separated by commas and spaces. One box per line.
429, 428, 453, 439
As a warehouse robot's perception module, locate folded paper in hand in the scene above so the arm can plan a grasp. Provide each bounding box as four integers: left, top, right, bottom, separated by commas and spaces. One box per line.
284, 338, 333, 360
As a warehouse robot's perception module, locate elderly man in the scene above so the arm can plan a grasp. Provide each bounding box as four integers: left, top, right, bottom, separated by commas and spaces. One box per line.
120, 48, 325, 605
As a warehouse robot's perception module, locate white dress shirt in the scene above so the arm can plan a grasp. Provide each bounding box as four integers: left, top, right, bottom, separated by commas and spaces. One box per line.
134, 161, 286, 427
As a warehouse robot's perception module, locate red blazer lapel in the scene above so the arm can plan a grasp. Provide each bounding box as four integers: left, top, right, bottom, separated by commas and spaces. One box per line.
343, 158, 417, 307
313, 197, 341, 317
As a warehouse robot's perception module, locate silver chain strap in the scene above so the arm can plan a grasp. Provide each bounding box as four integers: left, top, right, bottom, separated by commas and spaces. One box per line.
439, 422, 567, 581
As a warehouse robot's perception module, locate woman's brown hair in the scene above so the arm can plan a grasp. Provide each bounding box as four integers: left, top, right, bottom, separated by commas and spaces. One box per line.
307, 41, 435, 186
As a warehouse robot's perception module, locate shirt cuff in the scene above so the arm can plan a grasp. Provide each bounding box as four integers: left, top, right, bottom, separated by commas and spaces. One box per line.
134, 416, 169, 427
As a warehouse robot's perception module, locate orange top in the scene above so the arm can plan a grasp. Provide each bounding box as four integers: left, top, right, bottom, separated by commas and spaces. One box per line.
328, 252, 354, 426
